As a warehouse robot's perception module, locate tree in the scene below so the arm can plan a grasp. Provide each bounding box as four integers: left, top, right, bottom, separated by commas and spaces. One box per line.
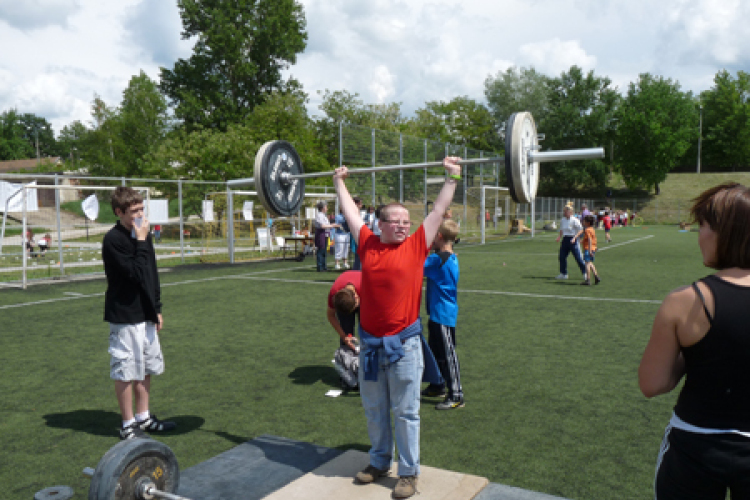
615, 74, 697, 193
19, 113, 58, 158
160, 0, 308, 131
410, 96, 500, 152
0, 109, 34, 160
57, 120, 88, 169
315, 89, 412, 168
484, 66, 550, 138
540, 66, 620, 194
699, 70, 750, 171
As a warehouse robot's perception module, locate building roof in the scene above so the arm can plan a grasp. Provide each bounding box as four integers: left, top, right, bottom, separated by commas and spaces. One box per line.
0, 157, 62, 174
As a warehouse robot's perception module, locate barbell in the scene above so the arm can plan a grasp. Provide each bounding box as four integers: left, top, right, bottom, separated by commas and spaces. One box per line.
81, 438, 189, 500
227, 111, 605, 217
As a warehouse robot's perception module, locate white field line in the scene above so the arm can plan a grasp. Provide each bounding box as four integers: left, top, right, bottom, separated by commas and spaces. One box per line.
596, 234, 654, 252
0, 265, 310, 311
231, 276, 662, 304
0, 235, 661, 312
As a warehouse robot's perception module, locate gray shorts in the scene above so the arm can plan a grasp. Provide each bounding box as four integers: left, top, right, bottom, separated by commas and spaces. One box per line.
109, 322, 164, 381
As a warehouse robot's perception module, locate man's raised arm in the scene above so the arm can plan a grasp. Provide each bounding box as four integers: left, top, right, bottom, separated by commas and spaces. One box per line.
333, 166, 365, 245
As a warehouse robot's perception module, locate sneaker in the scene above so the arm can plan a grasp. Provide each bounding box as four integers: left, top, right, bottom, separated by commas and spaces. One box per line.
594, 276, 601, 285
580, 280, 591, 286
436, 397, 465, 410
555, 274, 568, 280
137, 414, 177, 433
335, 264, 341, 270
119, 422, 147, 440
344, 262, 350, 269
393, 476, 419, 498
420, 386, 446, 398
355, 464, 389, 483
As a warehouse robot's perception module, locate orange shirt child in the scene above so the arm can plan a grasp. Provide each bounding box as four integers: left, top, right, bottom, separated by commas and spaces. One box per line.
581, 226, 597, 253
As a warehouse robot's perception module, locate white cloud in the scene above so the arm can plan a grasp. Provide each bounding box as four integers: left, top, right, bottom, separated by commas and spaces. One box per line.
519, 39, 597, 76
0, 0, 80, 31
659, 0, 750, 68
2, 0, 750, 135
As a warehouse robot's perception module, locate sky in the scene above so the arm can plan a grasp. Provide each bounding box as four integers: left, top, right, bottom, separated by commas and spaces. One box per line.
1, 0, 748, 135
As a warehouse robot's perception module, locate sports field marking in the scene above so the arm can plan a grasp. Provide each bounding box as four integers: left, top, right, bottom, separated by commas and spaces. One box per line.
596, 234, 654, 252
233, 275, 662, 304
0, 265, 311, 311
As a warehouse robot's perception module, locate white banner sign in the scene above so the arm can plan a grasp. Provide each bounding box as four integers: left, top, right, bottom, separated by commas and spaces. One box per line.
81, 194, 100, 221
147, 199, 169, 224
202, 200, 214, 222
242, 201, 254, 221
0, 181, 39, 213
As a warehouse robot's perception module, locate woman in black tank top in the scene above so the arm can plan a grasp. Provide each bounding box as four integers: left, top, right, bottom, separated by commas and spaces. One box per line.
639, 182, 750, 500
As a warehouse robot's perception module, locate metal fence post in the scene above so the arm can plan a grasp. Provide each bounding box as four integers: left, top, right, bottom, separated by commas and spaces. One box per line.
55, 173, 64, 275
399, 134, 403, 203
178, 180, 184, 263
371, 129, 376, 205
227, 187, 234, 263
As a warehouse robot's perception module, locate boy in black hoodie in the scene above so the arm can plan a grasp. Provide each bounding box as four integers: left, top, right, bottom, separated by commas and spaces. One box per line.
103, 186, 175, 439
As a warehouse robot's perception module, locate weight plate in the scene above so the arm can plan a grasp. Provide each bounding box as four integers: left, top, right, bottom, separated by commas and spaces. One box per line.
35, 486, 75, 500
504, 112, 539, 204
88, 439, 179, 500
254, 140, 306, 217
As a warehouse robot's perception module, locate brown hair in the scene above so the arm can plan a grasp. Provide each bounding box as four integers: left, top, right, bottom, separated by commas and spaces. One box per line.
584, 214, 595, 226
379, 203, 408, 222
111, 186, 143, 215
438, 219, 460, 242
333, 286, 358, 315
691, 182, 750, 269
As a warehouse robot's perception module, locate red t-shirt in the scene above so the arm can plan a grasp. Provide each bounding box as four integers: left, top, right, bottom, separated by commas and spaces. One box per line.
603, 216, 612, 230
327, 271, 362, 309
357, 224, 429, 337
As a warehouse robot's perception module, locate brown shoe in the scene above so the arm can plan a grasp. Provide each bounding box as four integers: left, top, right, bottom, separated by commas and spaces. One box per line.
355, 464, 389, 483
393, 475, 418, 498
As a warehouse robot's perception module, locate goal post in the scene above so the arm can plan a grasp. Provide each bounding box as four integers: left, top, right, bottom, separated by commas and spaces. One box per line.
480, 186, 511, 245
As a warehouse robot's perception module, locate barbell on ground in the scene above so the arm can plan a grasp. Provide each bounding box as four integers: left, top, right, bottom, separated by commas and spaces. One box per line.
81, 438, 190, 500
227, 111, 605, 217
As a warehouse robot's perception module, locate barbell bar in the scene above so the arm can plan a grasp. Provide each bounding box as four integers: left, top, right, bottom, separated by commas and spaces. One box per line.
227, 111, 605, 217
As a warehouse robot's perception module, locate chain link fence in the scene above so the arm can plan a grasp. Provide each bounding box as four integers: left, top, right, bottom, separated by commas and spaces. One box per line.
0, 124, 697, 287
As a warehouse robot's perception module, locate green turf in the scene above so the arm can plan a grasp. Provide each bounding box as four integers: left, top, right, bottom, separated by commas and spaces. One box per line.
0, 224, 704, 499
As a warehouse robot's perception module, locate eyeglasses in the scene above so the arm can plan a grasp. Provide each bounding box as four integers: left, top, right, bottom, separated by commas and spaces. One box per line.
381, 220, 412, 227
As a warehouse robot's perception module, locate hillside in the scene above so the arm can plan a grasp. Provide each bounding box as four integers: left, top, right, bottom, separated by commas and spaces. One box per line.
615, 172, 750, 224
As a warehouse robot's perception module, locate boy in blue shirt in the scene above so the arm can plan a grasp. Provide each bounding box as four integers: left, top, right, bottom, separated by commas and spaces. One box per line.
422, 219, 463, 410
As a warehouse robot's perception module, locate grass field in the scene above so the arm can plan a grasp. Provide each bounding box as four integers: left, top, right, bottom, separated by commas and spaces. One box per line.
0, 224, 705, 500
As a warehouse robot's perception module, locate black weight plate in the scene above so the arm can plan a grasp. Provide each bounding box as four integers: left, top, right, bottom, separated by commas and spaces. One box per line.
88, 439, 179, 500
254, 140, 306, 217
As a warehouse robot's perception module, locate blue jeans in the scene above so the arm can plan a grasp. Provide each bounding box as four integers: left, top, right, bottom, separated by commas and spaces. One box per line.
316, 245, 327, 271
359, 335, 424, 476
559, 236, 586, 275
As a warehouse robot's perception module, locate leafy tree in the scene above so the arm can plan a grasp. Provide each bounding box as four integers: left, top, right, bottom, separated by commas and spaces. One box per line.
0, 109, 34, 160
160, 0, 308, 131
315, 89, 412, 168
615, 74, 697, 193
410, 96, 500, 152
540, 66, 620, 194
699, 70, 750, 171
484, 66, 550, 137
57, 120, 88, 169
19, 113, 58, 158
242, 81, 327, 174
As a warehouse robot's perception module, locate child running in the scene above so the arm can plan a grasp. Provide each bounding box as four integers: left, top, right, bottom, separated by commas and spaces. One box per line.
580, 214, 601, 286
